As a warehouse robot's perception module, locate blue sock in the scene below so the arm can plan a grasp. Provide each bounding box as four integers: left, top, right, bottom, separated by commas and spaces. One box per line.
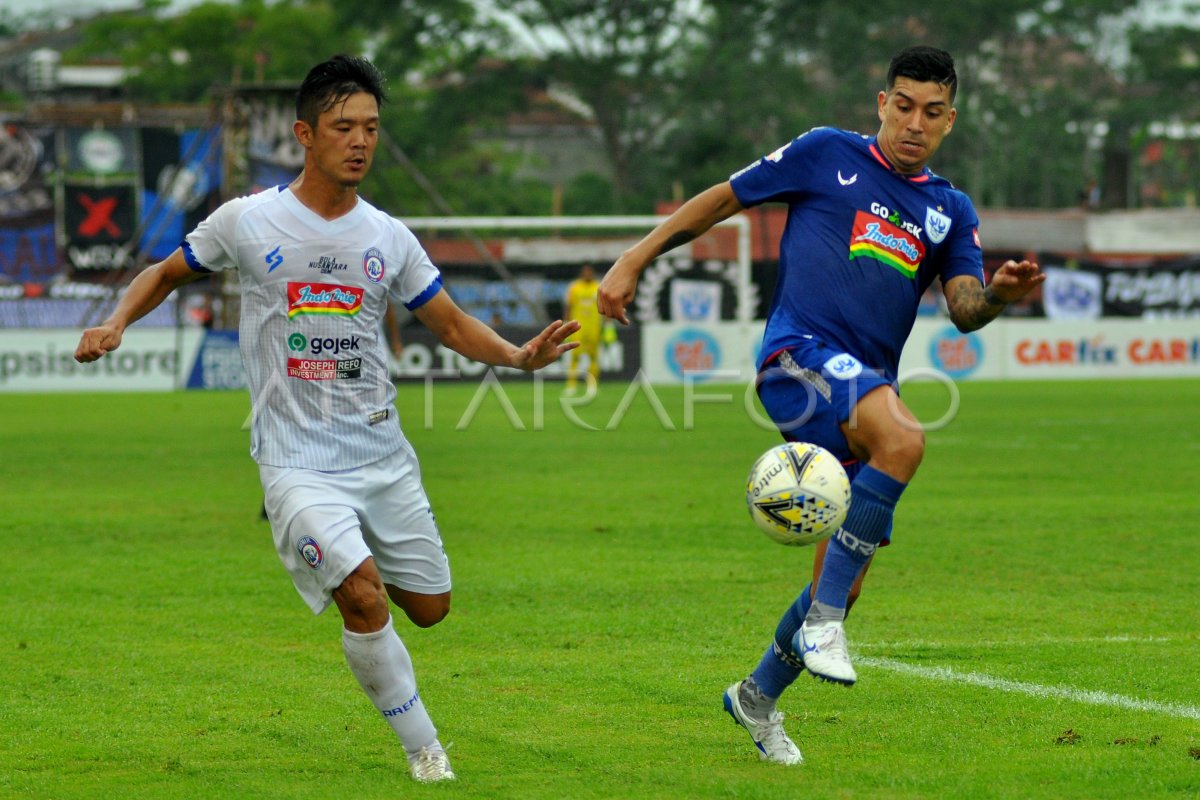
810, 466, 906, 620
749, 583, 813, 698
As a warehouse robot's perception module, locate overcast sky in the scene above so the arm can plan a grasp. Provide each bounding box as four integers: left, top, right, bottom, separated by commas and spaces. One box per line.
6, 0, 137, 14
3, 0, 198, 19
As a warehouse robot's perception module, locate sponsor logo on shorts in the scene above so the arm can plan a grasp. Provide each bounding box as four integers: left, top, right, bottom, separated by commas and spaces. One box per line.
297, 536, 323, 569
287, 282, 364, 319
824, 353, 863, 380
287, 357, 363, 380
363, 247, 385, 283
368, 408, 390, 426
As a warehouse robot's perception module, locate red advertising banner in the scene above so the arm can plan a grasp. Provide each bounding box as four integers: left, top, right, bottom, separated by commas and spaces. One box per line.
63, 184, 137, 272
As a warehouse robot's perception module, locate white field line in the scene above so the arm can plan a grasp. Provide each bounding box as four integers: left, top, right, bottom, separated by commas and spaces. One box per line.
858, 656, 1200, 721
856, 634, 1178, 650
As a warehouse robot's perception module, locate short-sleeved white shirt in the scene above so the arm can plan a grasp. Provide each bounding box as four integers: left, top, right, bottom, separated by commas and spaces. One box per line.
183, 186, 441, 470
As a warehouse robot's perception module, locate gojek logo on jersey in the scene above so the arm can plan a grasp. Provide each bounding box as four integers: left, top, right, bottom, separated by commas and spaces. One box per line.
848, 209, 925, 278
287, 331, 361, 356
286, 282, 364, 319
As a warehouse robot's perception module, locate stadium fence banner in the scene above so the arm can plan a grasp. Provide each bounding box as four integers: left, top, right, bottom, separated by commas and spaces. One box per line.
184, 329, 246, 390
1040, 255, 1200, 319
641, 319, 1200, 384
0, 328, 204, 392
390, 323, 642, 382
10, 319, 1193, 393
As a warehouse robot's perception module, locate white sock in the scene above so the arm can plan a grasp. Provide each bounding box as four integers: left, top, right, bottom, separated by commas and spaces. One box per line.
342, 616, 439, 758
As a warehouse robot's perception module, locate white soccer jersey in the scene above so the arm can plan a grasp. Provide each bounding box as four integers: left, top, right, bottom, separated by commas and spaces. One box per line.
183, 186, 441, 470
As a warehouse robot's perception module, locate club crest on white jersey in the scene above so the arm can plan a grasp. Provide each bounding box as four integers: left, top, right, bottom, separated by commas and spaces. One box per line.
363, 247, 385, 282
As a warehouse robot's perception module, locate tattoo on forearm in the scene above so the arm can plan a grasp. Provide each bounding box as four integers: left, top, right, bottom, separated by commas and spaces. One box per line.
657, 231, 697, 257
950, 281, 1007, 332
981, 284, 1006, 307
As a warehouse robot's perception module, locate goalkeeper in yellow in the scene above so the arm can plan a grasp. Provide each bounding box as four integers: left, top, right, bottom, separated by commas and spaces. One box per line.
563, 264, 605, 392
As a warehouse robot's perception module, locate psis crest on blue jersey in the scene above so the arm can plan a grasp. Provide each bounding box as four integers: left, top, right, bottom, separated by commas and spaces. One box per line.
924, 206, 953, 244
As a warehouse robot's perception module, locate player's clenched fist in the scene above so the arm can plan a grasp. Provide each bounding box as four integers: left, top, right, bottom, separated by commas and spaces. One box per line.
75, 324, 122, 363
597, 262, 638, 325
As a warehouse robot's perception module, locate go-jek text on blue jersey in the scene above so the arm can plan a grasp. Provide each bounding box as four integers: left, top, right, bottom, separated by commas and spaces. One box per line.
730, 127, 984, 380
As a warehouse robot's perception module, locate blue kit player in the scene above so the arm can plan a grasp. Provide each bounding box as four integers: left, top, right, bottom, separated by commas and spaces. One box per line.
598, 46, 1044, 764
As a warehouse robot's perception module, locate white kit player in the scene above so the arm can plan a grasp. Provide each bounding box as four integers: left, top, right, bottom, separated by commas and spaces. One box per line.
75, 55, 580, 783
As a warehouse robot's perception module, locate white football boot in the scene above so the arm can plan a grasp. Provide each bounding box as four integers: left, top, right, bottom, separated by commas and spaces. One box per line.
722, 681, 803, 765
409, 745, 456, 782
794, 620, 857, 685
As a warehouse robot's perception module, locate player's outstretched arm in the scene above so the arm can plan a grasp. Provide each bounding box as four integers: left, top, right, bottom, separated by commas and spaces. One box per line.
414, 289, 580, 372
510, 318, 580, 371
598, 181, 744, 324
75, 249, 206, 363
943, 260, 1045, 333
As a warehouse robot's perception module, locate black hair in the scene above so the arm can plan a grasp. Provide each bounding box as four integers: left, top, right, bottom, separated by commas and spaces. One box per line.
296, 54, 386, 128
887, 46, 957, 102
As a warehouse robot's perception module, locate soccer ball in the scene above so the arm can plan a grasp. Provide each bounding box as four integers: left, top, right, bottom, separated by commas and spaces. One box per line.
745, 442, 851, 546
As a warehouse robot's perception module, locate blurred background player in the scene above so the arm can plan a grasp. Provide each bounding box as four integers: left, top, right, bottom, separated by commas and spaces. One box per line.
563, 264, 602, 393
75, 54, 578, 784
597, 46, 1043, 765
384, 300, 407, 378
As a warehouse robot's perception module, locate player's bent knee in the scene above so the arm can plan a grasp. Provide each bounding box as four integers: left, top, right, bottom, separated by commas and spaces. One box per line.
333, 570, 390, 631
406, 602, 450, 629
873, 427, 925, 477
387, 586, 450, 628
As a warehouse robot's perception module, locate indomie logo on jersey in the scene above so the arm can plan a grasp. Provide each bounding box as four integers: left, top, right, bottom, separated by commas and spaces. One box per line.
287, 282, 364, 319
848, 210, 925, 278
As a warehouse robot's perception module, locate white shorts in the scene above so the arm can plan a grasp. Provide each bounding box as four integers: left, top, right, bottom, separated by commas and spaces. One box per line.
260, 445, 451, 614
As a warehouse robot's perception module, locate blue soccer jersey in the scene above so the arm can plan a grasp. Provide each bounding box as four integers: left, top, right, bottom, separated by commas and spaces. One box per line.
730, 127, 984, 380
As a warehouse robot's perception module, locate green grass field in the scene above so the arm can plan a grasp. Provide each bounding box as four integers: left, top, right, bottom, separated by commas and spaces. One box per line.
2, 377, 1198, 799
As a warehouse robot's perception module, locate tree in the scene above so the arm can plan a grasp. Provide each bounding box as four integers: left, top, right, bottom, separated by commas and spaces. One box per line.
738, 0, 1141, 208
1117, 19, 1200, 207
59, 0, 1188, 215
474, 0, 719, 211
68, 0, 359, 104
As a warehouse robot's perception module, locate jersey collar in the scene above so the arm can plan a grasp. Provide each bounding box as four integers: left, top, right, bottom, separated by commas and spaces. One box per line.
868, 138, 932, 183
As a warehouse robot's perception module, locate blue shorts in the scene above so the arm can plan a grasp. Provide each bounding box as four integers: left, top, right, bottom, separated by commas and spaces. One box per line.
756, 339, 897, 544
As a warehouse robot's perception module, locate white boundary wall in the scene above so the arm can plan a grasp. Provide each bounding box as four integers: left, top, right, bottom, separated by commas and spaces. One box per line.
640, 318, 1200, 385
4, 319, 1197, 392
0, 329, 204, 392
